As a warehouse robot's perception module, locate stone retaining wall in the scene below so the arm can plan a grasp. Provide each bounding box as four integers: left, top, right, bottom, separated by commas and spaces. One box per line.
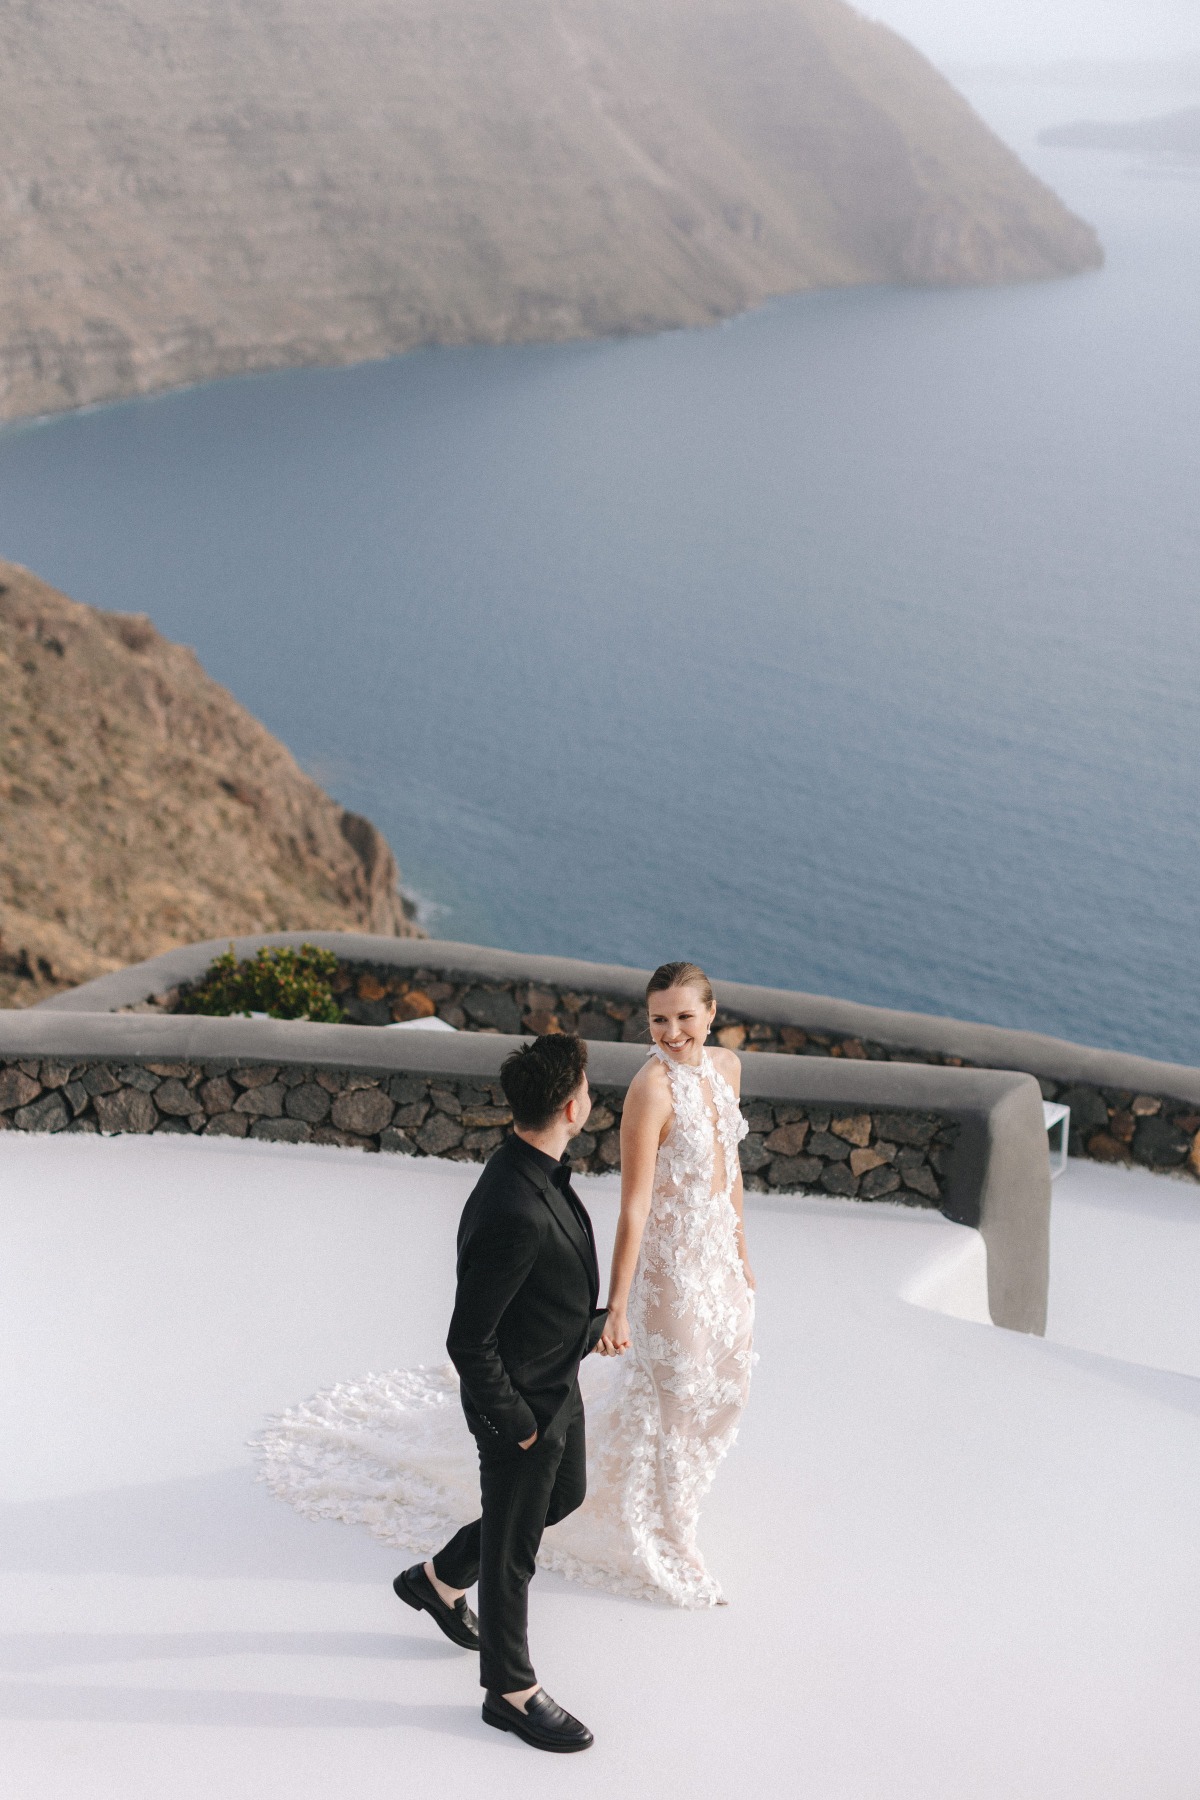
0, 1053, 956, 1204
126, 955, 1200, 1182
1, 1000, 1054, 1332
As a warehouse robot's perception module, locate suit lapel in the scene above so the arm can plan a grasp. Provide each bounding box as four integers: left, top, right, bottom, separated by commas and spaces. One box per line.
574, 1194, 599, 1280
510, 1140, 598, 1298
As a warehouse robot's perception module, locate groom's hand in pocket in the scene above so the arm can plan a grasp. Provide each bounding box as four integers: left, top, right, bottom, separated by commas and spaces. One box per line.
518, 1429, 538, 1450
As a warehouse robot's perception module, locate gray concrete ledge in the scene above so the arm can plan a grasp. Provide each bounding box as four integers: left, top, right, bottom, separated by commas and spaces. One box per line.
37, 930, 1200, 1106
0, 1004, 1050, 1335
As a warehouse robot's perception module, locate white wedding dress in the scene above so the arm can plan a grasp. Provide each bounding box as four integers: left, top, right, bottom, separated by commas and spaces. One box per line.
253, 1047, 754, 1608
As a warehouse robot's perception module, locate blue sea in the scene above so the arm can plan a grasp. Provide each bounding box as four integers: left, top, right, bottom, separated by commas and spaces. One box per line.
1, 82, 1198, 1061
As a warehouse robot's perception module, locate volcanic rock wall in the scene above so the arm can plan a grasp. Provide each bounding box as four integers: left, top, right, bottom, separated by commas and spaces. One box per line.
129, 954, 1200, 1182
0, 1052, 955, 1203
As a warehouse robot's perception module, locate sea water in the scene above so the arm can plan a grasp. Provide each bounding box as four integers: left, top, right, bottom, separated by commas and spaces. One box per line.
1, 82, 1197, 1061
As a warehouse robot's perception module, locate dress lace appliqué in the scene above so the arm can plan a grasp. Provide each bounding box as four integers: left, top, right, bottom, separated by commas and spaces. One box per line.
252, 1049, 754, 1609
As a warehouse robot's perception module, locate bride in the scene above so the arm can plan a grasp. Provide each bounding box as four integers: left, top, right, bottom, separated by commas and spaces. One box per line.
581, 959, 755, 1604
253, 960, 755, 1609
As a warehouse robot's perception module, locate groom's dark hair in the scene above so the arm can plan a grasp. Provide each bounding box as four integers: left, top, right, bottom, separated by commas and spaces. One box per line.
501, 1033, 589, 1130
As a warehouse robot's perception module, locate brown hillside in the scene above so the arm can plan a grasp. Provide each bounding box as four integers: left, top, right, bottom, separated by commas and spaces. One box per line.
0, 562, 422, 1008
0, 0, 1101, 423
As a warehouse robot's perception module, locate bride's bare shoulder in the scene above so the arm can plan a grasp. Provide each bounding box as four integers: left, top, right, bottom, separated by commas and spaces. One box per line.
709, 1046, 743, 1093
624, 1057, 672, 1112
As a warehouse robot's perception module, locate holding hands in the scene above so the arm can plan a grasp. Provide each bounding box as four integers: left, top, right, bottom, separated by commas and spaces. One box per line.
596, 1307, 631, 1356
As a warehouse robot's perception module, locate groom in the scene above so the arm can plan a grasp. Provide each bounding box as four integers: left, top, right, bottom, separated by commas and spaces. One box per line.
394, 1033, 607, 1753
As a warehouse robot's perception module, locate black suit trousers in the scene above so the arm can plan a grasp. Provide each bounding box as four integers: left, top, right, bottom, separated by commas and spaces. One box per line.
432, 1384, 586, 1693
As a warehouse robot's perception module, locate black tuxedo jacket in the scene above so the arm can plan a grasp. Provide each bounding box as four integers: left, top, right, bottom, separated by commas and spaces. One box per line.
446, 1132, 607, 1447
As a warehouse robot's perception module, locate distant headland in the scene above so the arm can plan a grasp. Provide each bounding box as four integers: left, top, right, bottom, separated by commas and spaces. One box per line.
1040, 107, 1200, 159
0, 0, 1102, 425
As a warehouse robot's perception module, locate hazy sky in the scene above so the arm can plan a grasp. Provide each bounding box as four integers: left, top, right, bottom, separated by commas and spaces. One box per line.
861, 0, 1200, 66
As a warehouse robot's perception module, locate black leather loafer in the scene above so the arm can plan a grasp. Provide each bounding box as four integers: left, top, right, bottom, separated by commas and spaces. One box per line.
482, 1688, 594, 1752
393, 1564, 479, 1651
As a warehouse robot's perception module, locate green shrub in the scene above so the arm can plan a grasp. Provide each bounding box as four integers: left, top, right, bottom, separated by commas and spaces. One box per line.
181, 944, 343, 1022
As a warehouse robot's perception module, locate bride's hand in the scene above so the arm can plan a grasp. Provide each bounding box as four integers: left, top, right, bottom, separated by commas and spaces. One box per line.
598, 1308, 631, 1356
742, 1261, 757, 1293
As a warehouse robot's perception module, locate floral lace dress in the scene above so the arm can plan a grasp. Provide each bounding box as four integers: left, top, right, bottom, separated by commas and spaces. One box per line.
252, 1048, 753, 1609
558, 1046, 755, 1606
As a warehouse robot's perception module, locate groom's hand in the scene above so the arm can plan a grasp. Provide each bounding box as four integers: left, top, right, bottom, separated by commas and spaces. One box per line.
518, 1428, 538, 1450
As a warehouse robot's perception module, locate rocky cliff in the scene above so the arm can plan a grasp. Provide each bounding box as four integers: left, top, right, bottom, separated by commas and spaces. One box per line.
0, 562, 422, 1008
0, 0, 1101, 423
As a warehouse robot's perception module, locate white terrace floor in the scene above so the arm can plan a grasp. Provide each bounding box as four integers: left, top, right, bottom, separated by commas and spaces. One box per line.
2, 1134, 1199, 1800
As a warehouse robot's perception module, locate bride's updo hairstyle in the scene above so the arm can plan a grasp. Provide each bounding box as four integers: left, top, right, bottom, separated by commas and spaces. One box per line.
646, 961, 714, 1007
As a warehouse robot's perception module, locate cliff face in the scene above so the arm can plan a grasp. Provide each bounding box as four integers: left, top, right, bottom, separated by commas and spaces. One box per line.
0, 0, 1101, 423
0, 562, 422, 1008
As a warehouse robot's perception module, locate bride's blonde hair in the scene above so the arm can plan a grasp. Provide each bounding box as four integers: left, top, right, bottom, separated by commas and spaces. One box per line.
646, 961, 714, 1007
